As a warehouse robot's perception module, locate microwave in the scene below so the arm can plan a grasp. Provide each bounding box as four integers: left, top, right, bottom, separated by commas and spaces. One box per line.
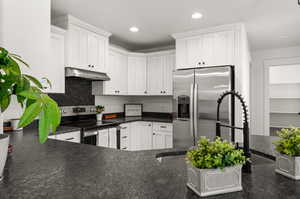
124, 104, 143, 117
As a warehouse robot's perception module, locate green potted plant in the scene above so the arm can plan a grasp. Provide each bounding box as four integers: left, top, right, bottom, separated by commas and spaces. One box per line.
0, 47, 61, 180
186, 137, 248, 197
273, 127, 300, 180
96, 105, 104, 121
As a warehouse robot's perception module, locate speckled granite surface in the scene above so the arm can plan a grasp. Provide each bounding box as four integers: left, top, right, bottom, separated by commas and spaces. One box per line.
0, 126, 299, 199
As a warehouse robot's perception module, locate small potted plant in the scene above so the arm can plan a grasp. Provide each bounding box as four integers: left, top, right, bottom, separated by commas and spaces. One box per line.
186, 137, 248, 197
96, 105, 104, 121
273, 127, 300, 180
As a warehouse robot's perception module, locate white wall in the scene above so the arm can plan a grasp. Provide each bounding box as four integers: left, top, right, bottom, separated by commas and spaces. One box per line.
129, 96, 173, 113
250, 45, 300, 135
95, 96, 131, 113
94, 95, 173, 114
0, 0, 51, 121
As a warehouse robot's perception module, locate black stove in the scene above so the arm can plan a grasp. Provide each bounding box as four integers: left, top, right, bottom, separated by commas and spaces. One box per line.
59, 106, 120, 147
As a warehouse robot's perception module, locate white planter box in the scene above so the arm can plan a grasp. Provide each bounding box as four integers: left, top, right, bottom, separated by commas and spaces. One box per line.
187, 164, 243, 197
275, 153, 300, 180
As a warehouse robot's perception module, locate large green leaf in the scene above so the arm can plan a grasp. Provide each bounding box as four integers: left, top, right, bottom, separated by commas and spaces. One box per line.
10, 54, 29, 68
24, 74, 43, 89
18, 90, 41, 100
38, 109, 51, 144
18, 101, 42, 128
42, 95, 61, 131
0, 95, 11, 113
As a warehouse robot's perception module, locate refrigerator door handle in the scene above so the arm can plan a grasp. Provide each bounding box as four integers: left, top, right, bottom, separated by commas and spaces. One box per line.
193, 84, 198, 139
190, 84, 194, 137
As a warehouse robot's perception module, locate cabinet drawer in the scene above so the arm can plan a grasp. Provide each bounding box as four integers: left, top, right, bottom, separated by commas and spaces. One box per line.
153, 123, 173, 132
49, 131, 81, 143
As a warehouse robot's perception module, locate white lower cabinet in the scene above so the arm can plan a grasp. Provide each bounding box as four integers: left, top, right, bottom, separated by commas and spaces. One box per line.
109, 127, 117, 149
97, 127, 117, 148
97, 129, 109, 147
128, 122, 173, 151
120, 123, 130, 151
130, 122, 153, 151
152, 123, 173, 149
48, 131, 81, 143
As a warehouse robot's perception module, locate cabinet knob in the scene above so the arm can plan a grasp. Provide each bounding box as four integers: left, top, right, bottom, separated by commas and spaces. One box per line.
202, 61, 205, 65
144, 91, 147, 94
153, 133, 156, 135
160, 91, 163, 94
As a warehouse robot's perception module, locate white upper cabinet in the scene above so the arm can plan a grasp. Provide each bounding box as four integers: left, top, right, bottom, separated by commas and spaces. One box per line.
164, 53, 175, 95
147, 55, 165, 95
146, 51, 175, 95
128, 55, 147, 95
173, 30, 235, 69
53, 15, 111, 73
104, 48, 128, 95
48, 26, 66, 93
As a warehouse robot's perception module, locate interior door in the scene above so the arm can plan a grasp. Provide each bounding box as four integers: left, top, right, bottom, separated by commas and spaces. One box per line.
194, 66, 232, 142
173, 69, 195, 149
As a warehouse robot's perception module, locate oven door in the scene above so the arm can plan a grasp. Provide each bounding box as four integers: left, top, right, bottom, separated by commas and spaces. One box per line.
83, 130, 98, 145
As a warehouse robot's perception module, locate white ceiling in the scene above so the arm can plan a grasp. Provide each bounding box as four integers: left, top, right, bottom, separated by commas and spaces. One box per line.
51, 0, 300, 51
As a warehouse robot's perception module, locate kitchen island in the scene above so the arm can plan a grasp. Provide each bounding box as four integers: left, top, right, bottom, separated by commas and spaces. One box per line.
0, 126, 299, 199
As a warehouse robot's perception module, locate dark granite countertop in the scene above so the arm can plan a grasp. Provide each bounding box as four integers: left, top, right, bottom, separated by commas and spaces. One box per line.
1, 126, 299, 199
53, 116, 173, 135
102, 116, 173, 124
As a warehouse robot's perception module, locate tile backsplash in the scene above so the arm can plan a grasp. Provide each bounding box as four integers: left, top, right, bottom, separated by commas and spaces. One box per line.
49, 78, 95, 106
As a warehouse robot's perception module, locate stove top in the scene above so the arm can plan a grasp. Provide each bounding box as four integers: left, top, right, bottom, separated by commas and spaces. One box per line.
63, 119, 119, 130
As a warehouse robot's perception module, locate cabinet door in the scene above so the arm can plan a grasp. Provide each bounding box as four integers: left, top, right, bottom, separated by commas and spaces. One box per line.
139, 122, 153, 150
201, 33, 215, 67
152, 132, 165, 149
48, 31, 65, 93
116, 52, 128, 95
79, 28, 89, 69
128, 56, 147, 95
97, 36, 107, 73
147, 55, 164, 95
213, 31, 235, 66
109, 128, 117, 149
98, 129, 109, 147
163, 54, 175, 95
103, 51, 118, 95
87, 32, 99, 70
68, 25, 81, 68
186, 37, 203, 68
130, 122, 152, 150
165, 133, 173, 148
130, 122, 141, 151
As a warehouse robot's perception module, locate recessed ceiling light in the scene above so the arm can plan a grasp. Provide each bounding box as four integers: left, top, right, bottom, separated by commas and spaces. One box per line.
129, 26, 139, 32
192, 12, 203, 19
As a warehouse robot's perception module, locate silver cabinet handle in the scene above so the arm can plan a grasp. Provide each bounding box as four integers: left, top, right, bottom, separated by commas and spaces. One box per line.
121, 127, 127, 129
190, 84, 194, 137
65, 137, 74, 141
122, 147, 127, 150
194, 83, 198, 139
160, 126, 167, 129
153, 133, 156, 135
122, 136, 127, 139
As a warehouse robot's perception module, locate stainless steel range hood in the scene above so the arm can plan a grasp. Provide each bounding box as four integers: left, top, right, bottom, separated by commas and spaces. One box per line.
65, 67, 110, 81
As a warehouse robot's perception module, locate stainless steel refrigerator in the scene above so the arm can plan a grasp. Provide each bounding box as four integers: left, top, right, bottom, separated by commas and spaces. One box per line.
173, 66, 235, 149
